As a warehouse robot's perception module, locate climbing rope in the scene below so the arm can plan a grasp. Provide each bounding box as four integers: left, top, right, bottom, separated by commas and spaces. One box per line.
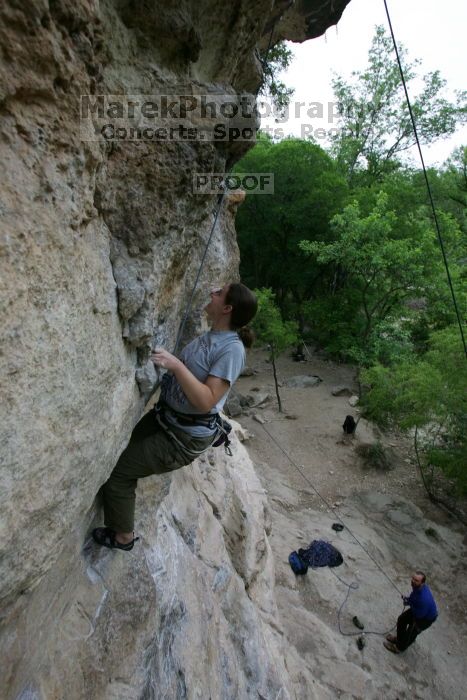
171, 16, 280, 356
172, 185, 230, 355
383, 0, 467, 358
330, 568, 403, 638
261, 422, 403, 594
259, 420, 407, 637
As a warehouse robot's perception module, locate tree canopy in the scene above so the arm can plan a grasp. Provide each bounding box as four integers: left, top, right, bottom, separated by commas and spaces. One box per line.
259, 40, 294, 115
235, 137, 348, 323
234, 24, 467, 497
330, 25, 466, 183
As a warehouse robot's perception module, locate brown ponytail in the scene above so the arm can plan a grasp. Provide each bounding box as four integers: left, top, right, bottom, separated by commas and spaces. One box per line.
237, 326, 255, 349
225, 283, 258, 347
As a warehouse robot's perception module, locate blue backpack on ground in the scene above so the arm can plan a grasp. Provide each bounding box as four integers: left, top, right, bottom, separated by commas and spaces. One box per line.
289, 540, 343, 575
288, 551, 309, 575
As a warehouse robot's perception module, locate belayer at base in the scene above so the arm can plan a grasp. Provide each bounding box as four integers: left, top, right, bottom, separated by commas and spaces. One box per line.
92, 282, 258, 551
384, 571, 438, 654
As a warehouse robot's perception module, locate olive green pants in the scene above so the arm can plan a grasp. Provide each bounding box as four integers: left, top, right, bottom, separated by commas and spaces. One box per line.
102, 409, 214, 532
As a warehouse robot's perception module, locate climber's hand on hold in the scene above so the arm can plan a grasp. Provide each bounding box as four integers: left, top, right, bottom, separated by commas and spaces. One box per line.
151, 347, 228, 412
150, 348, 180, 373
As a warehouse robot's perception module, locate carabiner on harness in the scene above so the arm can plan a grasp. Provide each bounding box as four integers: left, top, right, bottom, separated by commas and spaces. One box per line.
212, 416, 233, 456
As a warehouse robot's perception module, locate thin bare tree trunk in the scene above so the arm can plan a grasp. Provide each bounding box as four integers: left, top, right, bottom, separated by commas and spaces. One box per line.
414, 427, 467, 526
271, 345, 282, 412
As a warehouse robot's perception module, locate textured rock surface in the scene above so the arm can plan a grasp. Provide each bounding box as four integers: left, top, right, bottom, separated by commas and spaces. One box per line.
233, 349, 467, 700
2, 429, 332, 700
267, 490, 467, 700
0, 0, 351, 696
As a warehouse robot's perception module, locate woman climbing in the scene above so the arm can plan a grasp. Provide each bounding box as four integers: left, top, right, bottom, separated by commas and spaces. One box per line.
92, 282, 257, 550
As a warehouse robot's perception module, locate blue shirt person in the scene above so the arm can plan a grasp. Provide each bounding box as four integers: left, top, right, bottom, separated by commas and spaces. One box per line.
404, 580, 438, 622
384, 571, 438, 654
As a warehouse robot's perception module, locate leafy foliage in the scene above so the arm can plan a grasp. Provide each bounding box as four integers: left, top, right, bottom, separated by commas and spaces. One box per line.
299, 191, 458, 363
258, 41, 294, 115
235, 138, 348, 323
330, 25, 466, 182
300, 183, 467, 365
361, 326, 467, 493
233, 24, 467, 495
438, 146, 467, 230
252, 288, 298, 411
253, 288, 299, 354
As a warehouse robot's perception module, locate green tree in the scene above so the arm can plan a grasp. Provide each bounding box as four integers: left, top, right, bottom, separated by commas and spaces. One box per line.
331, 25, 466, 183
258, 41, 294, 114
361, 326, 467, 501
252, 288, 298, 412
443, 146, 467, 208
234, 138, 348, 326
438, 146, 467, 234
299, 191, 457, 363
341, 167, 466, 343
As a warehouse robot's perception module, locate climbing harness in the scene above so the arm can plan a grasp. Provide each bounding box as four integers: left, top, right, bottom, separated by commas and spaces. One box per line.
156, 400, 218, 430
154, 401, 233, 457
211, 416, 233, 455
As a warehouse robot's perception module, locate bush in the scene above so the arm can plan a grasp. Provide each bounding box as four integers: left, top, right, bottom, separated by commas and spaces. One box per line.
360, 326, 467, 494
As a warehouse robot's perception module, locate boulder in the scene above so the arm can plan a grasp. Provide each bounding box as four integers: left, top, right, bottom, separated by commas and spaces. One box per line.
331, 385, 354, 397
234, 426, 253, 442
240, 366, 256, 377
285, 375, 322, 388
245, 392, 272, 408
225, 391, 244, 417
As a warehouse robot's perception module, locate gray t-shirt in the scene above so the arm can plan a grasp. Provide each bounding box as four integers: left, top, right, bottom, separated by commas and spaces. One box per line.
160, 330, 245, 436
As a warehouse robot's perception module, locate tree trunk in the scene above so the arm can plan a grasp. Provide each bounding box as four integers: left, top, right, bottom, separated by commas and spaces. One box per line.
271, 348, 282, 413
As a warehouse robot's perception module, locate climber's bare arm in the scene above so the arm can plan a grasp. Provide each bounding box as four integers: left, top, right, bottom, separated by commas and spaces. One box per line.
151, 348, 229, 412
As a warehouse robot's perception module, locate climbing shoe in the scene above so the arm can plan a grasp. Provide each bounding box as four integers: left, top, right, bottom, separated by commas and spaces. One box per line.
352, 615, 365, 630
92, 527, 139, 551
383, 640, 400, 654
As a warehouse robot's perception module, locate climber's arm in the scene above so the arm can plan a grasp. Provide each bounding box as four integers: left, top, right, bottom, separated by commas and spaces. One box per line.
150, 348, 229, 412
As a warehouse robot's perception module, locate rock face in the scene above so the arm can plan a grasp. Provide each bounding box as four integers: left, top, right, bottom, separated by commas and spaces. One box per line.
268, 490, 466, 699
0, 0, 351, 697
3, 432, 303, 699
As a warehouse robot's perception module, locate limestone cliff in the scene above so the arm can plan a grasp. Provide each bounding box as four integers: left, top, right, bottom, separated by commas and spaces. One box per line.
0, 1, 350, 697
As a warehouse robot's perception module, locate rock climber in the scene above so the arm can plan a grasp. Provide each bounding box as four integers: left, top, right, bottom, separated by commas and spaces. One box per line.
92, 282, 257, 551
384, 571, 438, 654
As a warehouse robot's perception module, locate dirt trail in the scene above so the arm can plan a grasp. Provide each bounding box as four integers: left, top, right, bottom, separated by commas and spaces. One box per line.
235, 348, 467, 700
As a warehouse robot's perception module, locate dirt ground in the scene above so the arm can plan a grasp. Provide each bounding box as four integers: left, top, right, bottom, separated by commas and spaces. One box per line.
234, 347, 467, 700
